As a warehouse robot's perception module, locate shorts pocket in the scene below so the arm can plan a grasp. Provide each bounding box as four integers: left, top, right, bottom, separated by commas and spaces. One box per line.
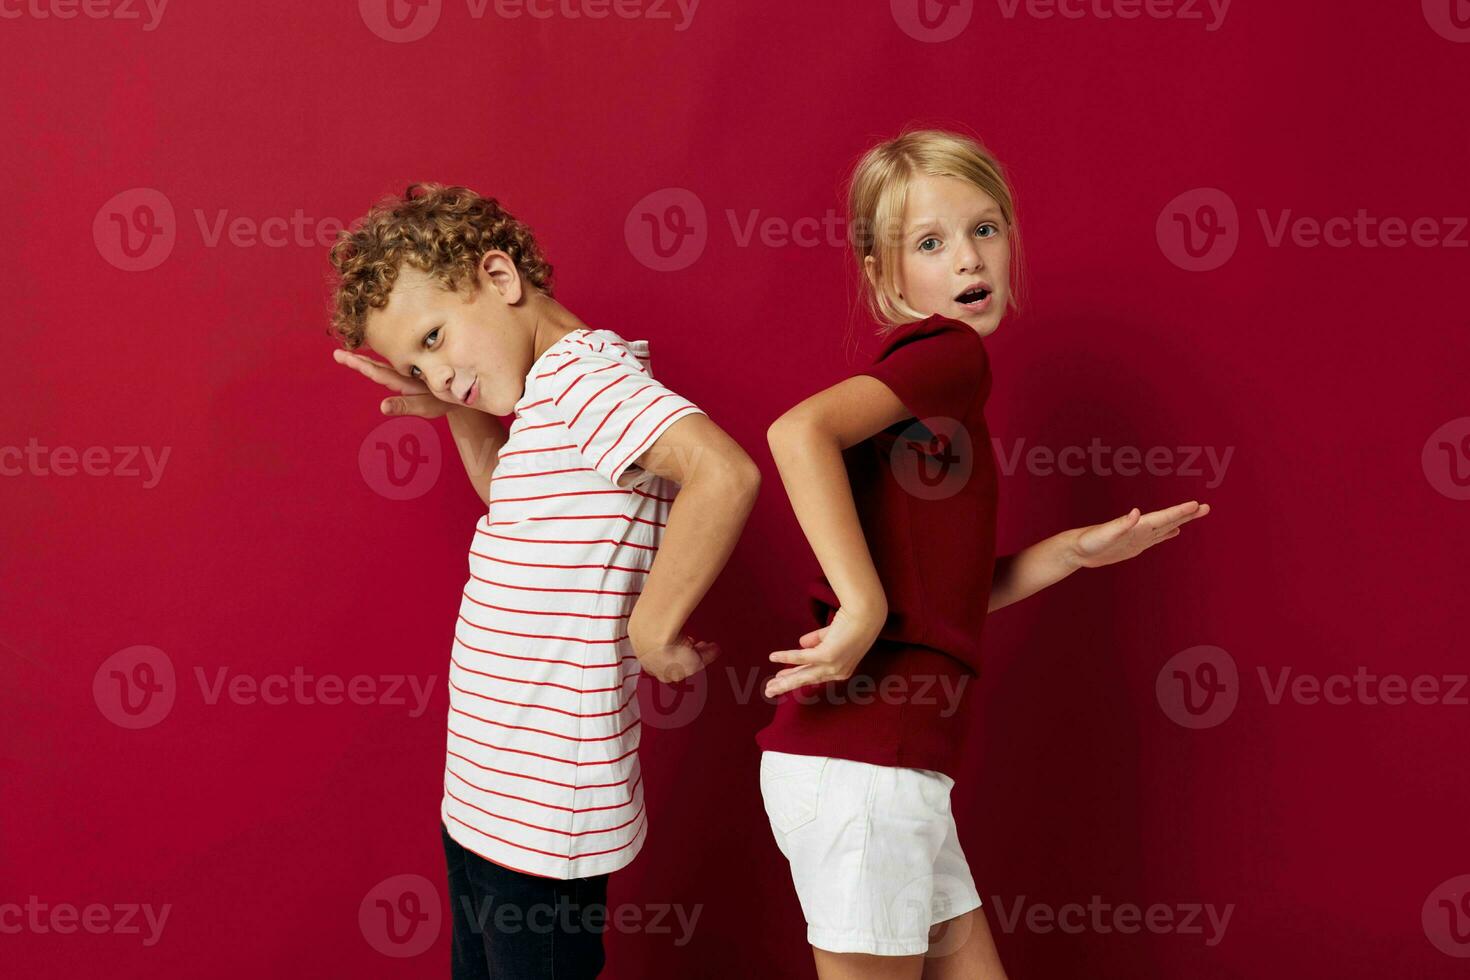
760, 752, 828, 836
911, 768, 954, 816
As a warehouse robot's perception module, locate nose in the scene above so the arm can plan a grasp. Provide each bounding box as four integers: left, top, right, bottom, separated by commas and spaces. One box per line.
955, 237, 984, 274
429, 365, 456, 398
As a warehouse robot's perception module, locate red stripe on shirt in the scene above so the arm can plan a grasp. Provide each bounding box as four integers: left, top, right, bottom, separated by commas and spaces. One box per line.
449, 705, 640, 743
448, 678, 638, 719
490, 489, 633, 504
578, 382, 657, 455
467, 573, 643, 597
491, 467, 596, 482
445, 767, 643, 815
485, 514, 666, 529
461, 588, 630, 621
456, 614, 632, 643
554, 363, 620, 407
476, 530, 659, 552
445, 808, 647, 861
450, 656, 634, 694
445, 748, 636, 790
453, 633, 635, 669
611, 405, 699, 476
467, 550, 652, 573
445, 787, 646, 838
446, 726, 640, 767
569, 374, 641, 431
499, 443, 577, 459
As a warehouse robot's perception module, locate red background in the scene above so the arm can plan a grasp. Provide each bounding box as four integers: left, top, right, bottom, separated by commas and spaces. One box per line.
3, 1, 1468, 976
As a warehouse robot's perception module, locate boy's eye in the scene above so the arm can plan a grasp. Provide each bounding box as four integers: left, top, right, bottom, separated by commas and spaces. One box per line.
408, 327, 440, 379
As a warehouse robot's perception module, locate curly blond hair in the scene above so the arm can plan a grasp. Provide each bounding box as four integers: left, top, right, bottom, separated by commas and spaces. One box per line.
326, 183, 554, 349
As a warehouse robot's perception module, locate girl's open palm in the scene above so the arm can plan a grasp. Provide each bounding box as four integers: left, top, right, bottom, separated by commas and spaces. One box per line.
1073, 500, 1211, 569
332, 348, 454, 419
764, 607, 880, 699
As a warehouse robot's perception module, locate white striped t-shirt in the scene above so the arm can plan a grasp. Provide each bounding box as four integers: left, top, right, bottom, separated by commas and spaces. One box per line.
440, 327, 706, 879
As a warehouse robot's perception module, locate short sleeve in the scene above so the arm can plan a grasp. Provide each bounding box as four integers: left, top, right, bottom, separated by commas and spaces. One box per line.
859, 318, 989, 424
540, 350, 706, 489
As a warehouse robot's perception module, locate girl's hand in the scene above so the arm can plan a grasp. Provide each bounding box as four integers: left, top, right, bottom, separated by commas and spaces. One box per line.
1071, 500, 1211, 570
635, 635, 721, 684
332, 348, 454, 419
764, 606, 882, 699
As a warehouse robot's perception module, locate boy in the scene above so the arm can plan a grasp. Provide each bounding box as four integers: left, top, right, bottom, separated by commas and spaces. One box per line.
326, 183, 759, 978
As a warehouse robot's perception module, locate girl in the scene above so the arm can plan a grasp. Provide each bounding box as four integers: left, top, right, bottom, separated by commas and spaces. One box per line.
755, 130, 1210, 979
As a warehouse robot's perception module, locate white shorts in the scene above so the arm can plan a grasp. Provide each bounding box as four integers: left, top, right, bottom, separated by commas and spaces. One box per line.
759, 750, 982, 956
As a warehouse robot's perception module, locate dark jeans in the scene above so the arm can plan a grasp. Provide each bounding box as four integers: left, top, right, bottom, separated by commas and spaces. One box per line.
441, 822, 610, 979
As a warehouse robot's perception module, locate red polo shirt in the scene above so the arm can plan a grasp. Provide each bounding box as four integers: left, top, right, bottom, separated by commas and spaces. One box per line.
755, 314, 999, 777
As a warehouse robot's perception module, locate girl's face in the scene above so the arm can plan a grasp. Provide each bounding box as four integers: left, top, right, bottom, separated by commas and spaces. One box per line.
884, 173, 1011, 337
363, 255, 535, 416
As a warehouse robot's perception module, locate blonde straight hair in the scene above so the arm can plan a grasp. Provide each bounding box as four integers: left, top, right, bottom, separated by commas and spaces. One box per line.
847, 129, 1025, 331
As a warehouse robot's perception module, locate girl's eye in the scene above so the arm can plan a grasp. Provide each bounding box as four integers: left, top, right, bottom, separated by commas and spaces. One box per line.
918, 237, 941, 252
975, 223, 997, 238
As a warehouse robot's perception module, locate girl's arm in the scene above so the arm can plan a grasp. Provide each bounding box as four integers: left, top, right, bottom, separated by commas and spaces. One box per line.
987, 532, 1082, 614
762, 375, 915, 698
988, 501, 1212, 613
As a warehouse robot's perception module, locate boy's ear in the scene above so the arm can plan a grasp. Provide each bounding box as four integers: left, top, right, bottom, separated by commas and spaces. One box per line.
478, 250, 524, 305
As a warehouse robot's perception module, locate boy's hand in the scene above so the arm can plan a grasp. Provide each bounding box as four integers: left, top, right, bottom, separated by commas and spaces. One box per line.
332, 348, 455, 419
633, 634, 721, 684
763, 606, 882, 699
1069, 500, 1211, 570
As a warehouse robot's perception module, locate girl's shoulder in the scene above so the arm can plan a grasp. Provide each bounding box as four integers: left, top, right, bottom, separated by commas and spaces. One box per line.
874, 314, 988, 366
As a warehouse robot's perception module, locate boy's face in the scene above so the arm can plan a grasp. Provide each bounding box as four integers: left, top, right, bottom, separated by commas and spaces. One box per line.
890, 173, 1011, 338
363, 255, 534, 416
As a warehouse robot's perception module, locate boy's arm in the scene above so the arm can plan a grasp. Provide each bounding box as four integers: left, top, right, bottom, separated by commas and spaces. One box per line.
445, 408, 509, 508
625, 413, 761, 676
332, 349, 507, 507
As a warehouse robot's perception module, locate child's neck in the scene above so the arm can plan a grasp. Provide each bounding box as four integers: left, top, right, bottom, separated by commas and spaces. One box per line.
526, 295, 591, 363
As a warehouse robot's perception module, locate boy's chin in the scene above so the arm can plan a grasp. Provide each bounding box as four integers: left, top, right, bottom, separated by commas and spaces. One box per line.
480, 397, 517, 416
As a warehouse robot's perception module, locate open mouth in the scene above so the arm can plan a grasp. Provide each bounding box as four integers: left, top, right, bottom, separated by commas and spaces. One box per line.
955, 285, 992, 306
